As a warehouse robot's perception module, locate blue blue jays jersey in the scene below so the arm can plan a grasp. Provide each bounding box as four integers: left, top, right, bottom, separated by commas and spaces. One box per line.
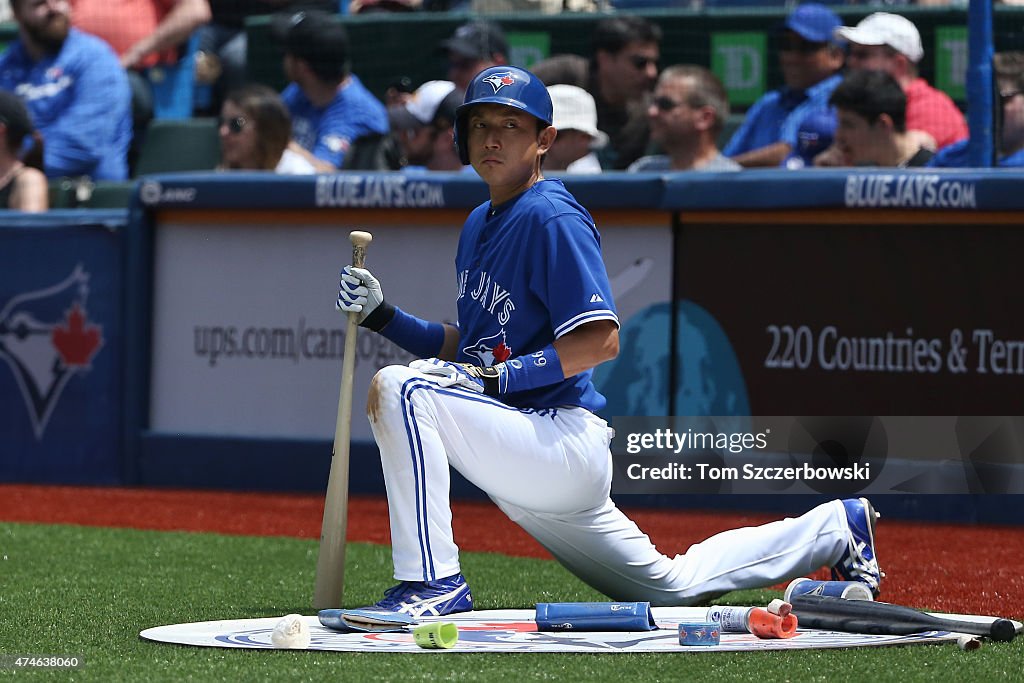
455, 179, 618, 412
282, 74, 388, 168
0, 29, 131, 180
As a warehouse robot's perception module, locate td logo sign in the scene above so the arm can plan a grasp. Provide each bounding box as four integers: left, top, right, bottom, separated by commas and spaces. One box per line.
935, 26, 967, 102
712, 32, 766, 107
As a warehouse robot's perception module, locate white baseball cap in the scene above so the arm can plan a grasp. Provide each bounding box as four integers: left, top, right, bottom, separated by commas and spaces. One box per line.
389, 80, 458, 130
835, 12, 923, 63
548, 84, 609, 149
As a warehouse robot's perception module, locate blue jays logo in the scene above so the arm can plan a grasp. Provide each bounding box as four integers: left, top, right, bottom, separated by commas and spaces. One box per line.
463, 330, 511, 367
482, 72, 517, 94
0, 265, 104, 439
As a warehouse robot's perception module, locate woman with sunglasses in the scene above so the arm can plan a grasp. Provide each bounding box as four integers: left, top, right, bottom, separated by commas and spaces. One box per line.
218, 84, 315, 174
0, 91, 47, 212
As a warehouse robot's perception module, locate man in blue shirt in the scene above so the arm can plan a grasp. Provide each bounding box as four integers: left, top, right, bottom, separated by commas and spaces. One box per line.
723, 3, 844, 168
0, 0, 132, 180
275, 10, 388, 172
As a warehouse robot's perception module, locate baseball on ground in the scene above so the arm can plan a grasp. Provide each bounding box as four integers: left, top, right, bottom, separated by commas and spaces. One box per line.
271, 614, 311, 649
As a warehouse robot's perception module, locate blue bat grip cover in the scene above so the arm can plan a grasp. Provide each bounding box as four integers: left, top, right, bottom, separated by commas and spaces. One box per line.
535, 602, 657, 631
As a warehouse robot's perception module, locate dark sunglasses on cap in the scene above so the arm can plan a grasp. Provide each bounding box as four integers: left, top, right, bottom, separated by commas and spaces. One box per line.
1000, 90, 1022, 105
779, 37, 828, 54
219, 116, 248, 134
652, 96, 683, 112
628, 54, 658, 70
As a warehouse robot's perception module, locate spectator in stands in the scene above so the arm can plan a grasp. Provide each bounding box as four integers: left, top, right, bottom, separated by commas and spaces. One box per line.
545, 84, 606, 174
929, 52, 1024, 168
723, 3, 844, 168
217, 83, 314, 174
0, 0, 132, 180
835, 12, 967, 150
533, 15, 661, 170
0, 90, 47, 211
72, 0, 212, 145
820, 70, 933, 168
629, 65, 739, 173
388, 80, 465, 172
195, 1, 332, 116
275, 9, 388, 172
437, 20, 509, 92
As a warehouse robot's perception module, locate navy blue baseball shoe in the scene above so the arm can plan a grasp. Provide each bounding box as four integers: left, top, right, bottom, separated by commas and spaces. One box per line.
370, 573, 473, 617
831, 497, 883, 596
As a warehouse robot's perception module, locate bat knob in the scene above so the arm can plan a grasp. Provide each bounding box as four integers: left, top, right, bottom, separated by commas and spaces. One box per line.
350, 231, 373, 248
990, 618, 1017, 642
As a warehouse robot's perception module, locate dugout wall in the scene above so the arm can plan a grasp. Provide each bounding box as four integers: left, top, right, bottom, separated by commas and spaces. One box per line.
3, 171, 1024, 522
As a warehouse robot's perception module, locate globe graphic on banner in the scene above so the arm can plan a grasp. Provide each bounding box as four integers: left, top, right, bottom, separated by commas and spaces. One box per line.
593, 300, 749, 420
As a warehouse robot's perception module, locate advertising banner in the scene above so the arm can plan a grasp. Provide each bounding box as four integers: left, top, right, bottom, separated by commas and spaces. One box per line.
148, 216, 671, 441
674, 221, 1024, 416
0, 216, 125, 484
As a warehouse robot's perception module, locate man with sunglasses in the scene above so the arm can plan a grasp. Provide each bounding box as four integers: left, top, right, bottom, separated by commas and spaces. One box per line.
533, 15, 662, 170
723, 3, 845, 168
928, 52, 1024, 169
835, 12, 966, 152
628, 65, 740, 172
275, 9, 388, 172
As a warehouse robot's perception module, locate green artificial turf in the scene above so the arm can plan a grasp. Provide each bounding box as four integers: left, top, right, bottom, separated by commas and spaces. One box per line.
0, 522, 1018, 682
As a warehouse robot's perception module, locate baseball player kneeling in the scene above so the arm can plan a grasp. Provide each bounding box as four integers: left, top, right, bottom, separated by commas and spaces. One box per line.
336, 66, 883, 617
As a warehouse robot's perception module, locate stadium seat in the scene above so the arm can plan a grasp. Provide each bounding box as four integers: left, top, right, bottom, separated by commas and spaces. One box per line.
77, 181, 138, 209
133, 118, 221, 177
47, 177, 81, 208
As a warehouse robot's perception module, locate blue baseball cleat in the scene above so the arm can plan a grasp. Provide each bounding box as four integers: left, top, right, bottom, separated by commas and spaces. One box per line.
369, 573, 474, 617
831, 497, 884, 596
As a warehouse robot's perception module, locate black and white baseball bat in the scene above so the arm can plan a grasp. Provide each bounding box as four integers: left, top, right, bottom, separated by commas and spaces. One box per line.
791, 594, 1017, 642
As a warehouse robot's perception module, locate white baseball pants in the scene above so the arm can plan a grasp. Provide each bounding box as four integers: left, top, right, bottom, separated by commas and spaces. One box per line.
367, 364, 850, 605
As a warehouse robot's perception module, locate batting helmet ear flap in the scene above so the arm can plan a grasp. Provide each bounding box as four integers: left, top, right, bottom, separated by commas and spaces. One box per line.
454, 65, 553, 165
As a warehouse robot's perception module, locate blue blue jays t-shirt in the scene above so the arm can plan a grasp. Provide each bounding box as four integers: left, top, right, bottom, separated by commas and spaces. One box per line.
282, 74, 388, 168
723, 74, 842, 159
455, 179, 618, 413
0, 29, 131, 180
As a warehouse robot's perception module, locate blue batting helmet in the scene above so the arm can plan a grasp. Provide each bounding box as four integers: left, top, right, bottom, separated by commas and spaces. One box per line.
454, 66, 553, 165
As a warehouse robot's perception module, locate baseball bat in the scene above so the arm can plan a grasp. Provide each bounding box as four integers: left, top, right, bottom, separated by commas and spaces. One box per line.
791, 594, 1017, 642
313, 230, 373, 610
